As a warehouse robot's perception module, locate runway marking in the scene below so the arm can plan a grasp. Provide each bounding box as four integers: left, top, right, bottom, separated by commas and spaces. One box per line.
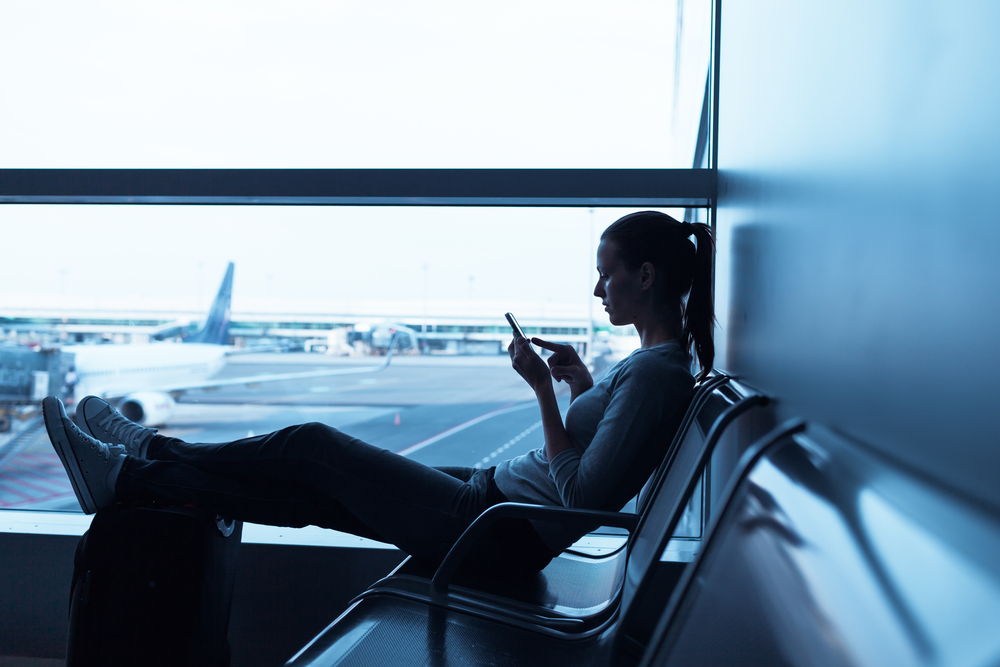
395, 402, 537, 457
474, 420, 543, 469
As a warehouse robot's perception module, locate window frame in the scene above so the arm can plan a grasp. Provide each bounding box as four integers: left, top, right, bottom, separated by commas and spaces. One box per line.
0, 0, 724, 543
0, 168, 714, 208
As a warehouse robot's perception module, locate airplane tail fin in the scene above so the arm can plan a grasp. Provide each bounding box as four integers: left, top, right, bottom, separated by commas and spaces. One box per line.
184, 263, 233, 346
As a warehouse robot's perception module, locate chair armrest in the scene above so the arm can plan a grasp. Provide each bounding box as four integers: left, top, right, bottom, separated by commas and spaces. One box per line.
431, 502, 640, 594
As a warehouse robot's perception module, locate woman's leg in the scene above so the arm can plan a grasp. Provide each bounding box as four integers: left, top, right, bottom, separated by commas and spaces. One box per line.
117, 423, 496, 563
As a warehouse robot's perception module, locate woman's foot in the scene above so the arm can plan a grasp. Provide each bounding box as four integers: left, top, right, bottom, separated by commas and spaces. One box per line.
76, 395, 157, 458
43, 397, 125, 514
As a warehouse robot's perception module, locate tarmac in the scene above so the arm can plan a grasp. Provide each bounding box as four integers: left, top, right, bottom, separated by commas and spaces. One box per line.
0, 353, 575, 511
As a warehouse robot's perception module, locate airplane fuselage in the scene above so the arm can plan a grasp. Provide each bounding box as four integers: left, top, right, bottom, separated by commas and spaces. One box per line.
66, 343, 228, 400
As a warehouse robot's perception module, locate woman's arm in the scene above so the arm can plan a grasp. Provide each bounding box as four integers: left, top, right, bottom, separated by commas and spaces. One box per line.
535, 376, 574, 462
548, 361, 693, 509
509, 337, 574, 461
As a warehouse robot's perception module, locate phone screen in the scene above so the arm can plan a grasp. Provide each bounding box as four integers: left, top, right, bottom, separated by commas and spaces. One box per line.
504, 312, 526, 339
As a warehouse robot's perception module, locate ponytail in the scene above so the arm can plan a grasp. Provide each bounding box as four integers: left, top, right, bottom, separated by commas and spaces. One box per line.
684, 223, 715, 382
601, 212, 717, 381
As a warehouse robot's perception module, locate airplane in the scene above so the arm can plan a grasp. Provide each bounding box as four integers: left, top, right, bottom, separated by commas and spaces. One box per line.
63, 263, 397, 426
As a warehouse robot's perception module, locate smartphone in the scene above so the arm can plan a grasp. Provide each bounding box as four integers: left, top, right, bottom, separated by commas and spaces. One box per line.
504, 312, 527, 339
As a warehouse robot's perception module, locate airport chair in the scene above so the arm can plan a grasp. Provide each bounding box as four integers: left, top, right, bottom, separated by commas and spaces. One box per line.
284, 379, 773, 667
356, 373, 733, 634
638, 418, 1000, 666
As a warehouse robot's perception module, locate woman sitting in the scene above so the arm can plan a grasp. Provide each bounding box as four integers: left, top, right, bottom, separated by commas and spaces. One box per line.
43, 210, 715, 575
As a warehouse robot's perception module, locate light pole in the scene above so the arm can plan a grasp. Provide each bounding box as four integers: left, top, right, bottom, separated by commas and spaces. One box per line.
587, 209, 595, 364
422, 264, 429, 334
197, 261, 204, 311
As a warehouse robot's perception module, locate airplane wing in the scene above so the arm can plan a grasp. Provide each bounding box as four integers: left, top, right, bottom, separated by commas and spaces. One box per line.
166, 334, 399, 396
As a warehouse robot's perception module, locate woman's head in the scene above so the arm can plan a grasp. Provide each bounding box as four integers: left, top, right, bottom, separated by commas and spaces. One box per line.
598, 211, 716, 380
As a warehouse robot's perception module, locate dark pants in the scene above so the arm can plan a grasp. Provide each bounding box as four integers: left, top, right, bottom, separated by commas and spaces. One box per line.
116, 422, 554, 574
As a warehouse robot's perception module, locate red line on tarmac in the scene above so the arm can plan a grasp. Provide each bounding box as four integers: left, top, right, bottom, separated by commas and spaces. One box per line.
0, 473, 69, 497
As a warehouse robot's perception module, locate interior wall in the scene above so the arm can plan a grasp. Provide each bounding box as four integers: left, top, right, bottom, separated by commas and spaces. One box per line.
715, 0, 1000, 511
0, 531, 404, 666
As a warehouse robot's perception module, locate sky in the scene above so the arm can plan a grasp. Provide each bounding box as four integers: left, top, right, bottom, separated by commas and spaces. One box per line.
1, 0, 700, 169
0, 1, 712, 324
0, 205, 688, 324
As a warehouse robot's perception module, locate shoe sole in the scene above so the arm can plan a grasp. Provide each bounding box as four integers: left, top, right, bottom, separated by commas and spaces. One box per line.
42, 397, 98, 514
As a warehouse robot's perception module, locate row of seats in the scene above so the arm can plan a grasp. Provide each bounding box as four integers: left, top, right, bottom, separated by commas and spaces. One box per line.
284, 375, 1000, 666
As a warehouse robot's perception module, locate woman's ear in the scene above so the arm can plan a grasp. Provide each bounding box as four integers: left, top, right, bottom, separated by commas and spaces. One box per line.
640, 262, 655, 290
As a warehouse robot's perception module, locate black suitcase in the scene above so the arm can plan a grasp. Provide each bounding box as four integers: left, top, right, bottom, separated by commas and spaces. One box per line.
67, 503, 242, 667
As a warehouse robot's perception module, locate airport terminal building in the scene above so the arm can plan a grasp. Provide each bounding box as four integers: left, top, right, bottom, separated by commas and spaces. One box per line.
1, 304, 593, 356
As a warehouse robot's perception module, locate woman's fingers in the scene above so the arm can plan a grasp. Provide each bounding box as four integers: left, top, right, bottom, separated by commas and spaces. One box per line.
530, 337, 564, 352
550, 369, 573, 383
513, 337, 538, 364
534, 337, 579, 368
509, 336, 553, 391
549, 364, 582, 382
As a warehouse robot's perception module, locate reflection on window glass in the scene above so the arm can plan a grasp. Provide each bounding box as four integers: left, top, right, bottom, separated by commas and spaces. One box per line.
0, 205, 688, 512
0, 1, 711, 168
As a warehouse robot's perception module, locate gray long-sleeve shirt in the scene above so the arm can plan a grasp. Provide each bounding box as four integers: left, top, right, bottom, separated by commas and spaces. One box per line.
494, 340, 695, 553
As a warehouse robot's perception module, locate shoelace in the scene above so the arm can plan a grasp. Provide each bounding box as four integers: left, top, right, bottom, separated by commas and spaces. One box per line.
69, 420, 123, 464
98, 411, 151, 448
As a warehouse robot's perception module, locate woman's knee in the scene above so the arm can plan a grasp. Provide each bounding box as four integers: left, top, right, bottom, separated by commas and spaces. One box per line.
282, 421, 364, 466
285, 421, 339, 454
296, 421, 342, 440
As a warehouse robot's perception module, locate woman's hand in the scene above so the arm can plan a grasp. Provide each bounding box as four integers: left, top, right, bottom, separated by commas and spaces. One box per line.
508, 337, 575, 462
508, 336, 553, 394
531, 337, 594, 400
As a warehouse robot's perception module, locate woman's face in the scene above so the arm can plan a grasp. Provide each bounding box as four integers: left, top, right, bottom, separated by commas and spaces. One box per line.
594, 239, 643, 327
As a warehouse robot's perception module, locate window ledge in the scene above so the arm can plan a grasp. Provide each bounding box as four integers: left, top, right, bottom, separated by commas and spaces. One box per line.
0, 510, 397, 549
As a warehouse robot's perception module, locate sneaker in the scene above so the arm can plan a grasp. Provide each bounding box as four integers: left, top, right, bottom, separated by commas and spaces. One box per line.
43, 397, 125, 514
76, 395, 157, 458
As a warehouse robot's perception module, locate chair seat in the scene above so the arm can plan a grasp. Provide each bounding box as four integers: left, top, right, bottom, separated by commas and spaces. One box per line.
366, 542, 629, 626
286, 593, 622, 667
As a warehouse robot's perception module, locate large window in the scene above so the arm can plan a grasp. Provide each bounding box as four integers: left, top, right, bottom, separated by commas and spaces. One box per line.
0, 205, 689, 512
0, 1, 716, 522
